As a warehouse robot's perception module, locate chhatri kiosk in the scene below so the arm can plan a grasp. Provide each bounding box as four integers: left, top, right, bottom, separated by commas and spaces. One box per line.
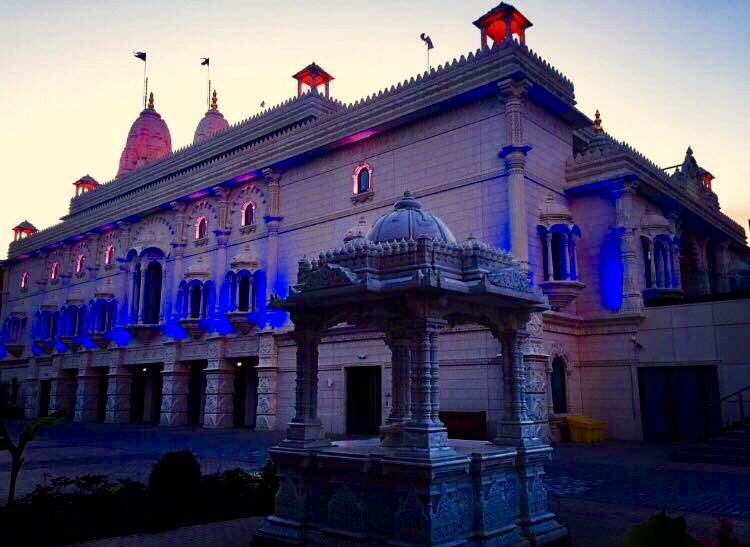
257, 192, 567, 545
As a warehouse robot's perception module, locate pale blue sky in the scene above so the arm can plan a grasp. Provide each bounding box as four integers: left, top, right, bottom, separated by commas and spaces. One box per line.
1, 1, 748, 254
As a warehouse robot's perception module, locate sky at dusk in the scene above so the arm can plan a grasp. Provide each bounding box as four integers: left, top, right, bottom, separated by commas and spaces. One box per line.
1, 0, 748, 256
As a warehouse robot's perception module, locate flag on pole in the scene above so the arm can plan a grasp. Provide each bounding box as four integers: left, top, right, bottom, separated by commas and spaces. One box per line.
201, 57, 210, 66
420, 33, 434, 50
134, 51, 147, 62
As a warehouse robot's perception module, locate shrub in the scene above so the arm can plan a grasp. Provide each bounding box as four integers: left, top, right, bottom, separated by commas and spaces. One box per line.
147, 450, 202, 503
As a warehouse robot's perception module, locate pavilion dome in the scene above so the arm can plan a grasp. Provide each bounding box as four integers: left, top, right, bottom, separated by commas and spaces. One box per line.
366, 190, 456, 244
117, 92, 172, 177
194, 90, 229, 144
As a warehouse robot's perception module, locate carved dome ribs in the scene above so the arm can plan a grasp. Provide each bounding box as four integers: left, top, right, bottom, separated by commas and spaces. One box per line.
366, 191, 456, 244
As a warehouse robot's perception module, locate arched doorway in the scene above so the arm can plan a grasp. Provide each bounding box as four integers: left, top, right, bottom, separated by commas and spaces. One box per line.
551, 357, 568, 414
143, 262, 162, 324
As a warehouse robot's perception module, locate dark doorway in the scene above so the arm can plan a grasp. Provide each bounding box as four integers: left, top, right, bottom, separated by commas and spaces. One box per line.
233, 360, 259, 428
187, 363, 206, 426
638, 366, 721, 442
96, 369, 109, 423
143, 262, 162, 324
130, 367, 163, 424
38, 380, 51, 417
551, 357, 568, 414
346, 366, 382, 435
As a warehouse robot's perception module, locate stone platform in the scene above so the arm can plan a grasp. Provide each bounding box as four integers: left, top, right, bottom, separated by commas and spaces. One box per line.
255, 439, 567, 546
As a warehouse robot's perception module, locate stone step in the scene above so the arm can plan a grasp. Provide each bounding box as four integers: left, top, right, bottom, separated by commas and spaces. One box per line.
670, 428, 750, 466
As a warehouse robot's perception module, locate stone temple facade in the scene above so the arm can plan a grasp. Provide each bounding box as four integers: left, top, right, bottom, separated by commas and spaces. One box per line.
1, 3, 749, 446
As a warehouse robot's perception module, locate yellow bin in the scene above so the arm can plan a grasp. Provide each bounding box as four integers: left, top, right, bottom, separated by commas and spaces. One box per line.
566, 416, 606, 443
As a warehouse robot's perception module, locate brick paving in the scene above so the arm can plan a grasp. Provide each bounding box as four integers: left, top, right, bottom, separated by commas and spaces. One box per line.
3, 424, 750, 545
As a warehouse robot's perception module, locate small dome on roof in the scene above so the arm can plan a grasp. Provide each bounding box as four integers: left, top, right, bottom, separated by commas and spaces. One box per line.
366, 191, 456, 244
194, 90, 229, 144
117, 92, 172, 177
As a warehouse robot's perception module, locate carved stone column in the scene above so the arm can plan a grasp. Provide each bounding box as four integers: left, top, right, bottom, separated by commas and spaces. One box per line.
382, 323, 411, 446
498, 79, 532, 271
160, 341, 190, 426
281, 325, 330, 448
523, 314, 551, 444
23, 358, 40, 418
255, 332, 279, 430
263, 168, 283, 302
203, 337, 235, 428
612, 181, 643, 312
48, 354, 75, 418
105, 348, 132, 423
74, 353, 99, 422
714, 240, 732, 293
400, 317, 450, 456
170, 242, 186, 319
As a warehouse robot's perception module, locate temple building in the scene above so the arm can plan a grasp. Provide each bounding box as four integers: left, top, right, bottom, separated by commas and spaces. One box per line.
1, 2, 749, 448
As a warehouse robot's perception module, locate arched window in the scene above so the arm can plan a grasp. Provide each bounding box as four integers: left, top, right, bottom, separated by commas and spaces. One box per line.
352, 164, 372, 195
238, 274, 252, 312
142, 262, 163, 324
50, 261, 60, 280
190, 283, 202, 319
241, 202, 256, 226
357, 169, 370, 194
75, 254, 86, 274
550, 233, 566, 281
195, 216, 208, 240
551, 356, 568, 414
20, 272, 28, 289
104, 245, 115, 266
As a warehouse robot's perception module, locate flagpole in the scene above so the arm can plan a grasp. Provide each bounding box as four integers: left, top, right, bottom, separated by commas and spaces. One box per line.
143, 58, 147, 109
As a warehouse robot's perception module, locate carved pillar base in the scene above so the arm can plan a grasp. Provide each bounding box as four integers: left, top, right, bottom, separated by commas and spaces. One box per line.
105, 366, 132, 424
516, 447, 568, 546
74, 372, 101, 422
160, 365, 190, 426
203, 368, 235, 429
256, 333, 279, 431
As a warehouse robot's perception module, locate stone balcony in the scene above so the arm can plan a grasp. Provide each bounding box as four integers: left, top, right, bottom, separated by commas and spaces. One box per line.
539, 279, 585, 311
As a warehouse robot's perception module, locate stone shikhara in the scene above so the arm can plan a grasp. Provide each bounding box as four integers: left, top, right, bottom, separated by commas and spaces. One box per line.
0, 0, 749, 512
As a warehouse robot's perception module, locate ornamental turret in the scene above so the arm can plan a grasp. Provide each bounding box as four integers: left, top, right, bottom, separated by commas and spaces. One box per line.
12, 221, 37, 241
293, 63, 334, 98
73, 174, 99, 196
117, 92, 172, 177
473, 3, 532, 47
194, 90, 230, 144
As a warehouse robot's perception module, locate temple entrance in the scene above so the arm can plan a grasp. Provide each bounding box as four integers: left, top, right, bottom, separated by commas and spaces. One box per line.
638, 365, 721, 441
38, 380, 51, 417
346, 366, 381, 435
129, 365, 163, 423
233, 358, 259, 428
96, 369, 109, 423
187, 362, 206, 426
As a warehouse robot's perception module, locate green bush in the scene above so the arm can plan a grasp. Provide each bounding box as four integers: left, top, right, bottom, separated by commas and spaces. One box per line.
624, 511, 702, 547
147, 450, 202, 503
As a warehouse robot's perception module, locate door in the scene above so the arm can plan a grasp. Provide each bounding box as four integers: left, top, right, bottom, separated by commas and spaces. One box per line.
187, 363, 205, 426
38, 380, 51, 417
130, 369, 146, 423
96, 370, 109, 423
346, 366, 382, 435
233, 362, 258, 428
639, 366, 721, 441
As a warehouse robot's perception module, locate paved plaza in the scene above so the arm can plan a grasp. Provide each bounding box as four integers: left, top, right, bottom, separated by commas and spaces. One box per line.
2, 422, 750, 545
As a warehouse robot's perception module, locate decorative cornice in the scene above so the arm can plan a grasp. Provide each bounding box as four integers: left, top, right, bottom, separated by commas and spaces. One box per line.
9, 40, 581, 260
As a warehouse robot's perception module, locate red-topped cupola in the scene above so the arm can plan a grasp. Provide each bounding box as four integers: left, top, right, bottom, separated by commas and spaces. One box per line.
73, 174, 99, 196
293, 62, 334, 98
12, 220, 37, 242
473, 2, 532, 47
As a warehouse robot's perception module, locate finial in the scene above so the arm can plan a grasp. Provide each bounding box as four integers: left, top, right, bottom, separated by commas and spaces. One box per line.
686, 146, 693, 156
148, 92, 154, 109
593, 109, 604, 134
211, 89, 218, 110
